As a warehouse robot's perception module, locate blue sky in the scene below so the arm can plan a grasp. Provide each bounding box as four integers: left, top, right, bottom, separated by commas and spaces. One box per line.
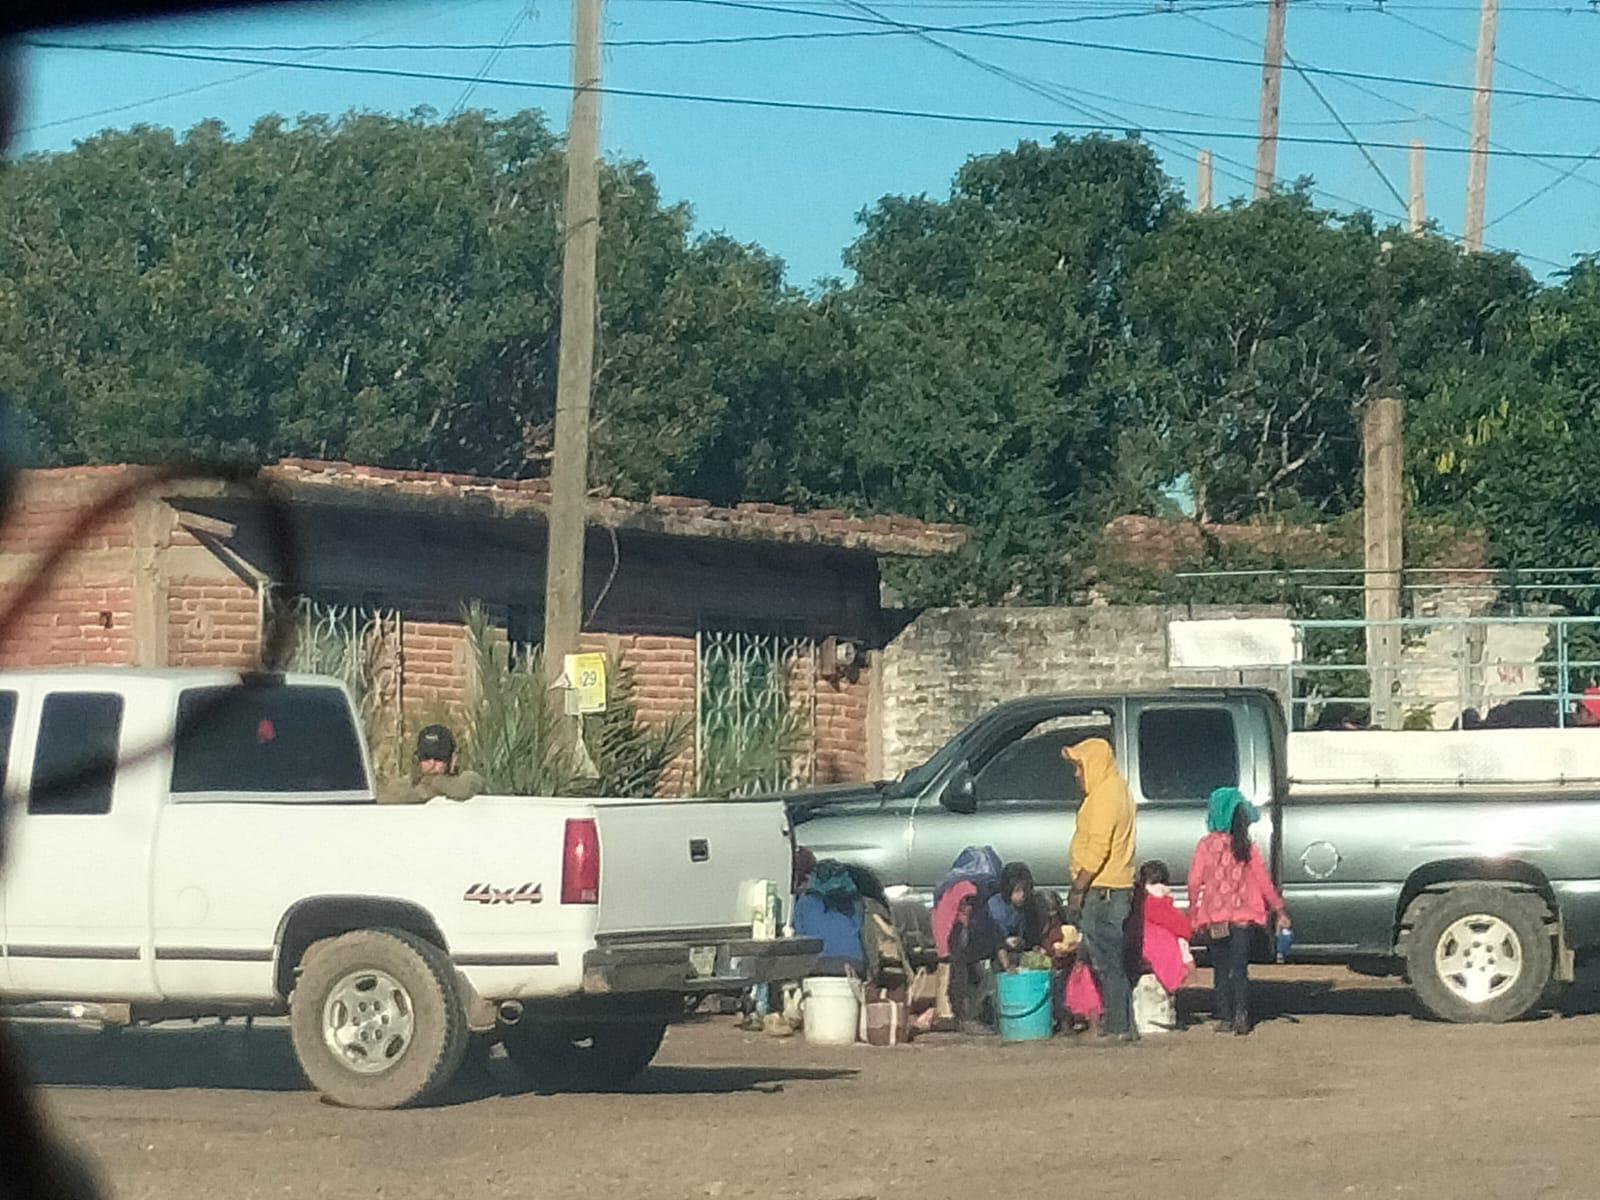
14, 0, 1600, 286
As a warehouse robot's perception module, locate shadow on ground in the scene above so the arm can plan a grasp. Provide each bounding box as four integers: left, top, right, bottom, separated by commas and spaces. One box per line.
9, 1020, 855, 1103
1180, 959, 1600, 1025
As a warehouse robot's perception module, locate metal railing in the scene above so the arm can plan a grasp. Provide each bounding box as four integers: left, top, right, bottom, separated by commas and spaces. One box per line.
1285, 614, 1600, 731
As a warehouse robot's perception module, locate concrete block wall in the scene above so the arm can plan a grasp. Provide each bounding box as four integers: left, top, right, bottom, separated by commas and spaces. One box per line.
878, 604, 1287, 776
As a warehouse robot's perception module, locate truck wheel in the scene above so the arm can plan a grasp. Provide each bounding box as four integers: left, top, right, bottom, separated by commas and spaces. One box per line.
289, 928, 468, 1109
1405, 886, 1553, 1024
503, 1021, 666, 1092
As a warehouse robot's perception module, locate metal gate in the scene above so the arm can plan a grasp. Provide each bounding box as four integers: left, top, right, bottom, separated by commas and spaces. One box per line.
695, 628, 817, 794
262, 589, 407, 780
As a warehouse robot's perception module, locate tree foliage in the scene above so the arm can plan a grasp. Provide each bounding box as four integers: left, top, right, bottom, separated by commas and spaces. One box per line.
3, 111, 1597, 605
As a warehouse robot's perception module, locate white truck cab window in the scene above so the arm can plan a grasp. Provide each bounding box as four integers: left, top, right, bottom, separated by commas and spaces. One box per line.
29, 692, 123, 816
171, 685, 367, 794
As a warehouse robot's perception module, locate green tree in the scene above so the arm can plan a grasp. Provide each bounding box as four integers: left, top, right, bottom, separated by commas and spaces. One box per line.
1116, 193, 1535, 525
0, 109, 801, 494
786, 135, 1180, 604
1409, 258, 1600, 574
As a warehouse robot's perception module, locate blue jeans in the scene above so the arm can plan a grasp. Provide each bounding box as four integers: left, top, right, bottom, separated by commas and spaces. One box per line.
1080, 888, 1135, 1037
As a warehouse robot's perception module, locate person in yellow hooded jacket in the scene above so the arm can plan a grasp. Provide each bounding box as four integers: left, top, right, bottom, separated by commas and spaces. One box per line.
1061, 737, 1139, 1041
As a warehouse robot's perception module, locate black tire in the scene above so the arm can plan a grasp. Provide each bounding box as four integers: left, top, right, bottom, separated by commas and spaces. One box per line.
289, 928, 469, 1109
502, 1020, 666, 1092
1405, 886, 1553, 1024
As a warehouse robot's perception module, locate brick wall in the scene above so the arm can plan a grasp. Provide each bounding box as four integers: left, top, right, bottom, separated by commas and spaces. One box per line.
594, 632, 699, 792
401, 617, 470, 715
0, 582, 136, 667
166, 577, 259, 669
878, 605, 1286, 776
814, 670, 869, 783
0, 468, 141, 668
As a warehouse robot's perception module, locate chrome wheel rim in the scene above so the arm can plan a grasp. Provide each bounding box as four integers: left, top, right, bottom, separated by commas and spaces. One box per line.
322, 968, 415, 1074
1435, 914, 1522, 1005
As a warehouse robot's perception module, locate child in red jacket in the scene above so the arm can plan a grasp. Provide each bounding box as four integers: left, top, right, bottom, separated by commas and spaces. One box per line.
1131, 860, 1194, 1033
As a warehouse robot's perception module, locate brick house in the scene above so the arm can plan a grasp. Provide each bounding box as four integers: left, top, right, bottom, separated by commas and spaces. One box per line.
0, 461, 965, 789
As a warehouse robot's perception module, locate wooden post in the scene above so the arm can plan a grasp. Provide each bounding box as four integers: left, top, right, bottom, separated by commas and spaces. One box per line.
1408, 139, 1425, 235
543, 0, 604, 699
1197, 149, 1215, 212
131, 498, 170, 668
1363, 395, 1404, 729
1464, 0, 1498, 251
1254, 0, 1288, 200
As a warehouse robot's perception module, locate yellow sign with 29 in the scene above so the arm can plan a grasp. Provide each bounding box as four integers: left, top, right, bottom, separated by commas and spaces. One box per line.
564, 652, 608, 714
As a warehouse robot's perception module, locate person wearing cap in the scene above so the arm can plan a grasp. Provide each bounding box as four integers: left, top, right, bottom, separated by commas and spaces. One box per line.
377, 725, 486, 805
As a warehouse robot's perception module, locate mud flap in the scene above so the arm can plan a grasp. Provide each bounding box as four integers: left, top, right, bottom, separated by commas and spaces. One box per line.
1555, 917, 1576, 984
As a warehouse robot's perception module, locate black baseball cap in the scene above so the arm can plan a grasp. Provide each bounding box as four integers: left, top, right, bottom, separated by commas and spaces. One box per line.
416, 725, 456, 762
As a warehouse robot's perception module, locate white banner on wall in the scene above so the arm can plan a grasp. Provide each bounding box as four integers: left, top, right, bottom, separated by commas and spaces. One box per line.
1168, 617, 1301, 669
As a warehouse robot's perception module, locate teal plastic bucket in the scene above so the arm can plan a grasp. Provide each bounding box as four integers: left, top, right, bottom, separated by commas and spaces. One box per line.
997, 969, 1053, 1042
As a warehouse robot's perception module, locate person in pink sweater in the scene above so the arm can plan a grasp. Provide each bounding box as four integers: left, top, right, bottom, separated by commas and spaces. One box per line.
1187, 787, 1290, 1036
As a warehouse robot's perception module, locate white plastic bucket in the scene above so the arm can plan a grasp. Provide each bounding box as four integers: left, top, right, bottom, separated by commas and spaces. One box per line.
801, 976, 862, 1046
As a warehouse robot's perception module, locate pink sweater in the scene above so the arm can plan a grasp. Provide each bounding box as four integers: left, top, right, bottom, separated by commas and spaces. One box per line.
1187, 834, 1284, 930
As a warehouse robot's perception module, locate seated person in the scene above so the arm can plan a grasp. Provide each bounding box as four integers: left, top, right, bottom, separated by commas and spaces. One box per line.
792, 859, 865, 976
377, 726, 484, 805
948, 890, 1003, 1034
987, 861, 1037, 969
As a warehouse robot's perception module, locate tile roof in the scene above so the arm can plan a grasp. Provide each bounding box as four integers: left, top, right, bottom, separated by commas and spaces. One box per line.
235, 459, 969, 558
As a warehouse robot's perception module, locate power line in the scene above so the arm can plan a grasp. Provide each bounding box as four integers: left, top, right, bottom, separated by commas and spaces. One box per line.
1485, 138, 1600, 229
615, 0, 1594, 8
447, 2, 531, 118
33, 40, 1600, 165
1381, 5, 1592, 99
1378, 4, 1600, 226
493, 1, 1600, 108
40, 7, 1267, 57
735, 0, 1545, 258
31, 16, 1600, 108
1284, 46, 1408, 211
1184, 3, 1600, 218
16, 0, 503, 137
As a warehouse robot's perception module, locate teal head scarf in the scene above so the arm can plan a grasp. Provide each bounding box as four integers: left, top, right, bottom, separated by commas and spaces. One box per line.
1207, 786, 1259, 834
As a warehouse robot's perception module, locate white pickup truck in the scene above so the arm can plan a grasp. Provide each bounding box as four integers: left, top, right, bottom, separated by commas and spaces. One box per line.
0, 669, 818, 1108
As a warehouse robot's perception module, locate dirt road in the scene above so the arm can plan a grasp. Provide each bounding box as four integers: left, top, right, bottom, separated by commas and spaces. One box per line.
15, 967, 1600, 1200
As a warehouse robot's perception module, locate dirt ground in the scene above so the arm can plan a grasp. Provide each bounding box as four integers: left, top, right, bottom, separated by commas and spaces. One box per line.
13, 966, 1600, 1200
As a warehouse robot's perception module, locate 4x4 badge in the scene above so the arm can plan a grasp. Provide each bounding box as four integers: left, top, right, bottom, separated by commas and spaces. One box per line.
463, 882, 543, 905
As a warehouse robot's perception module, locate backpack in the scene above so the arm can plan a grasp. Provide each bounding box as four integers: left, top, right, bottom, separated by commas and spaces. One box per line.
861, 899, 909, 982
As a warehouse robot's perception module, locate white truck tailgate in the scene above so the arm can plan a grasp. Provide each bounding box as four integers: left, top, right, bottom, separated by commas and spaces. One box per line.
593, 798, 792, 935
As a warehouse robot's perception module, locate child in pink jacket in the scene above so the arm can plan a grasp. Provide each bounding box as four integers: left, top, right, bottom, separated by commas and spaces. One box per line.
1131, 860, 1194, 1033
1188, 787, 1290, 1036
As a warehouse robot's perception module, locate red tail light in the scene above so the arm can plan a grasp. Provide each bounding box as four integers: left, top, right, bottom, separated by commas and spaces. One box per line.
561, 818, 600, 904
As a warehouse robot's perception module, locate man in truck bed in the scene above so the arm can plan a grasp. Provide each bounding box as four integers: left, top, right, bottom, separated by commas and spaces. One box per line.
377, 725, 485, 805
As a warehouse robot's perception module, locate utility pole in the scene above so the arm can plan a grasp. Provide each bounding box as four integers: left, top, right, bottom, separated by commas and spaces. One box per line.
1408, 140, 1425, 235
1363, 395, 1404, 729
543, 0, 604, 707
1363, 239, 1403, 729
1254, 0, 1287, 200
1464, 0, 1498, 251
1197, 149, 1214, 212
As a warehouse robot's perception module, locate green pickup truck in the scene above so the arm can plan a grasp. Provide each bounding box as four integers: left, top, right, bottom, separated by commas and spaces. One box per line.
790, 687, 1600, 1024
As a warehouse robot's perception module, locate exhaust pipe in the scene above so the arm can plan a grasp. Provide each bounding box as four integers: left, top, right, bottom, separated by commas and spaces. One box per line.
497, 1001, 524, 1026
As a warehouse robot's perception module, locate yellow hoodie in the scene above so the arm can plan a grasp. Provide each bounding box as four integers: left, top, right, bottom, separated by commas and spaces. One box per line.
1065, 737, 1136, 889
